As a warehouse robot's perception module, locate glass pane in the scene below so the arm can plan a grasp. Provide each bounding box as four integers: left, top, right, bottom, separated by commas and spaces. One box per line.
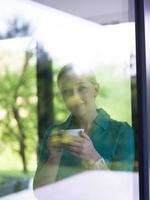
0, 0, 139, 200
32, 1, 139, 200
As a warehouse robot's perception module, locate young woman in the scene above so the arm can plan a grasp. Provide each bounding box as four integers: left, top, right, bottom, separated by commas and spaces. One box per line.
33, 64, 135, 189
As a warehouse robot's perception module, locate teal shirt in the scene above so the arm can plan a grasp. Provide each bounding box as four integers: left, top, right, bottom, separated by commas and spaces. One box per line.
37, 109, 135, 180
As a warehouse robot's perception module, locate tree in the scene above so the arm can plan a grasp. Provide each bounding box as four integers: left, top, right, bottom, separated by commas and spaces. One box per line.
36, 43, 54, 148
0, 18, 35, 172
0, 17, 56, 171
0, 50, 37, 172
0, 17, 32, 39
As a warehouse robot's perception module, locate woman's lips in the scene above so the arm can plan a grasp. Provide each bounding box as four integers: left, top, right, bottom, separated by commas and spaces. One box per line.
66, 97, 84, 107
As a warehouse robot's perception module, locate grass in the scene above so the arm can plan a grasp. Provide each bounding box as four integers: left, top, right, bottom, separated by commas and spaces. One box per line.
0, 170, 35, 187
0, 170, 35, 179
0, 148, 37, 172
0, 148, 37, 185
0, 176, 6, 184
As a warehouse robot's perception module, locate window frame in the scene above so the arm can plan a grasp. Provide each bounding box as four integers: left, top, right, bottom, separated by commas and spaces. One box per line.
135, 0, 150, 199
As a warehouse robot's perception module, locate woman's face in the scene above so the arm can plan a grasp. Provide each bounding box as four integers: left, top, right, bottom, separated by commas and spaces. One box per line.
58, 71, 99, 117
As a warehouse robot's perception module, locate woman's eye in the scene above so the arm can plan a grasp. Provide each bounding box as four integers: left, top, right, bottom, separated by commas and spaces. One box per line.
78, 86, 86, 92
62, 89, 71, 96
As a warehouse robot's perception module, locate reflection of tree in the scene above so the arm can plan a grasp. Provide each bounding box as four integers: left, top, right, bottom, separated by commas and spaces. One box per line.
12, 51, 33, 172
0, 18, 32, 39
0, 55, 36, 173
36, 43, 53, 148
0, 18, 35, 172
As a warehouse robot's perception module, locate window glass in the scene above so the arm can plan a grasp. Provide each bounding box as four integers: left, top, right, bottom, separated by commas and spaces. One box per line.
32, 1, 139, 200
0, 0, 139, 200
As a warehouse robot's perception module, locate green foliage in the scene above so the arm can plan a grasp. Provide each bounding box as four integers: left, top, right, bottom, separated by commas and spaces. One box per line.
0, 56, 132, 173
95, 64, 132, 124
0, 171, 34, 179
0, 64, 37, 171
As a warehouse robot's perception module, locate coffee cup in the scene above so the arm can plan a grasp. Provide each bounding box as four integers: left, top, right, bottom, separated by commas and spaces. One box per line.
60, 129, 84, 144
61, 129, 84, 136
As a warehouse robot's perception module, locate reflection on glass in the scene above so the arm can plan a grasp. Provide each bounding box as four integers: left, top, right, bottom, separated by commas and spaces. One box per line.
0, 0, 139, 200
33, 62, 134, 186
28, 1, 138, 200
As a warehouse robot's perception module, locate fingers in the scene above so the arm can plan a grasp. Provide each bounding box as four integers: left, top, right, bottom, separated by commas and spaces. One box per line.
48, 134, 63, 152
61, 134, 79, 144
63, 145, 81, 154
49, 135, 61, 146
67, 151, 80, 158
80, 131, 91, 142
62, 137, 83, 156
64, 140, 82, 147
49, 133, 82, 147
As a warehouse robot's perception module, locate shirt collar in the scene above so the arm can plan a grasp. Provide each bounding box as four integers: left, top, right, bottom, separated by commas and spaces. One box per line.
62, 114, 75, 129
94, 108, 110, 130
64, 108, 110, 131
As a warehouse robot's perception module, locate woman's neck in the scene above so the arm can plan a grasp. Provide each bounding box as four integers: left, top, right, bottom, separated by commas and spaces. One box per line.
75, 109, 98, 134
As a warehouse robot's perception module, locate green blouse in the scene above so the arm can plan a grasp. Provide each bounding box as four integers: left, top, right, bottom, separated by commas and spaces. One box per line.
37, 108, 135, 180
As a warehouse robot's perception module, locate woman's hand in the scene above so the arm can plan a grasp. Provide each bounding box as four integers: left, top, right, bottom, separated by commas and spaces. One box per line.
47, 133, 63, 158
62, 131, 100, 164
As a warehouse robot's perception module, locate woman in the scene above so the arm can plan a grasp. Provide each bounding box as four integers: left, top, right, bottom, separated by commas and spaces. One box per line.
33, 64, 135, 189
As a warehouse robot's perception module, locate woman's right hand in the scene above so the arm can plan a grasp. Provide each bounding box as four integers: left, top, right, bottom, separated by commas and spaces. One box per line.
47, 133, 63, 158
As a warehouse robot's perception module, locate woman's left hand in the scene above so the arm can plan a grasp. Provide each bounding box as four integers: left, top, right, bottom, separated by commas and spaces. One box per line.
62, 131, 100, 164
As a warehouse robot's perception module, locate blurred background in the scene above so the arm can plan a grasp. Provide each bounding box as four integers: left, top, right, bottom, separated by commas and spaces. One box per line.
0, 0, 137, 198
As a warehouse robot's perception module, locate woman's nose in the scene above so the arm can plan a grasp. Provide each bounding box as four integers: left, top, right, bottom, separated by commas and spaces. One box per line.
72, 89, 80, 98
66, 90, 83, 107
